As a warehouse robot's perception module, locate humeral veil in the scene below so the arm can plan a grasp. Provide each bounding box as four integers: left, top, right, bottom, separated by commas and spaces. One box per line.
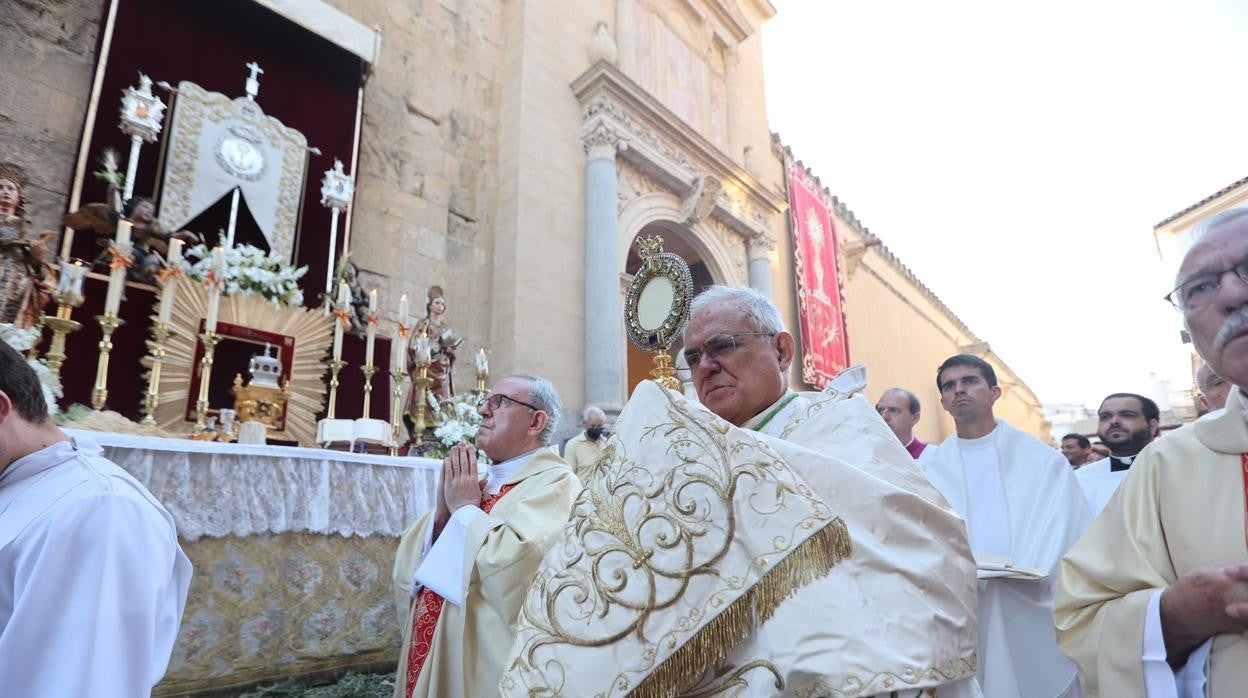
500, 381, 979, 697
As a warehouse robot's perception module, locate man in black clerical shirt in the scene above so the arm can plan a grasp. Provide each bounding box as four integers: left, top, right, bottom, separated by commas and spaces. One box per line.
1074, 392, 1159, 514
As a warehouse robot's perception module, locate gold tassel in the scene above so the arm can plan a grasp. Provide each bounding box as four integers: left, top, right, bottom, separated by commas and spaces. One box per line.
630, 517, 853, 698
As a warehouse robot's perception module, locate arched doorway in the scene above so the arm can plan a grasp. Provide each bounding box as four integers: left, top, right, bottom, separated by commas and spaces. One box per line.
623, 222, 717, 397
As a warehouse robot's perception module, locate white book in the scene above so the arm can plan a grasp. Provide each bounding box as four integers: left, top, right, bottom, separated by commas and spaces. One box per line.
317, 418, 393, 450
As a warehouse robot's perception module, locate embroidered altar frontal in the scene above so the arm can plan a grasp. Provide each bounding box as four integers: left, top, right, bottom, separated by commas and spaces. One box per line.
785, 156, 851, 388
69, 431, 440, 694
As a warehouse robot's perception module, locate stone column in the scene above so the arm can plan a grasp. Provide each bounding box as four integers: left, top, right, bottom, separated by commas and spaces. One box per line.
747, 232, 774, 299
583, 125, 624, 413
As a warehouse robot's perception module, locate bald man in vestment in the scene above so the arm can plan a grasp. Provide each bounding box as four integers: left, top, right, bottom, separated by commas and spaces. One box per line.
1055, 209, 1248, 696
391, 374, 580, 698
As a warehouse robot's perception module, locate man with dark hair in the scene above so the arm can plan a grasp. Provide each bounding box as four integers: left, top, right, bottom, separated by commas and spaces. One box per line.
1060, 433, 1093, 468
1075, 393, 1159, 515
923, 354, 1091, 698
875, 387, 929, 458
0, 339, 191, 694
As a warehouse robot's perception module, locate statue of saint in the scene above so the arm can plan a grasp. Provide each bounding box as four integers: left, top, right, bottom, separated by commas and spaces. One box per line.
65, 196, 199, 285
406, 285, 463, 417
0, 163, 53, 328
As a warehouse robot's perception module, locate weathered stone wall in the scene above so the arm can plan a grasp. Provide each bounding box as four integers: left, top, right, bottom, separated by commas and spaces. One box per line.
0, 0, 102, 234
326, 0, 504, 395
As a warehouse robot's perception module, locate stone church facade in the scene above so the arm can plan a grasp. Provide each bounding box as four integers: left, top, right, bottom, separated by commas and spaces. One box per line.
1, 0, 1049, 441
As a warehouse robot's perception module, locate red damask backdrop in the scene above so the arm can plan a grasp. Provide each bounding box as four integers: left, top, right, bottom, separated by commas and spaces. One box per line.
785, 157, 850, 388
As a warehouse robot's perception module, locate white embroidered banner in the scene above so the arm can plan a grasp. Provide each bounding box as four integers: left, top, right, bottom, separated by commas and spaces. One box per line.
159, 81, 308, 262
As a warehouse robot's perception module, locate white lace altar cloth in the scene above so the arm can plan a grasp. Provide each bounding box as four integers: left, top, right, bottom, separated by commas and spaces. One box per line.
64, 430, 438, 541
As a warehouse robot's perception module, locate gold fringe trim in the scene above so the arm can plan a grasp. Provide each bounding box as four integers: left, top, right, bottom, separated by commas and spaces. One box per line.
630, 517, 853, 698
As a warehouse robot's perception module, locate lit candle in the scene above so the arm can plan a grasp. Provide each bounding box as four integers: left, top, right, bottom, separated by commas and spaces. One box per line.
416, 331, 432, 363
331, 282, 349, 360
204, 245, 225, 334
103, 221, 133, 317
68, 260, 86, 297
394, 293, 410, 370
364, 289, 378, 366
475, 347, 488, 374
156, 239, 183, 326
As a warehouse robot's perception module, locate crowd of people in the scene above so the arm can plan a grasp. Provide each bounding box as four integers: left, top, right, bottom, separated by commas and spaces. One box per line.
0, 208, 1244, 696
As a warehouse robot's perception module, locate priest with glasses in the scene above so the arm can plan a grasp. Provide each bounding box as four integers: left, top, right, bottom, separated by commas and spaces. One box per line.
391, 374, 580, 698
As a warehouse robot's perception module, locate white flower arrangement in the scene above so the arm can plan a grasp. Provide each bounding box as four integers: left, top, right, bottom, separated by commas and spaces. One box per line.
428, 393, 487, 461
180, 243, 308, 307
0, 323, 61, 415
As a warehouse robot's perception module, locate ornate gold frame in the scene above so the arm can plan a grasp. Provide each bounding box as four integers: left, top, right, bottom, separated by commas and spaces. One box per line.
624, 237, 693, 352
148, 283, 332, 445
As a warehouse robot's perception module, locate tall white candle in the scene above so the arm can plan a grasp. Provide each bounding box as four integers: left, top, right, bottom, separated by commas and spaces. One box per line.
475, 347, 488, 374
331, 283, 349, 360
364, 289, 378, 366
103, 221, 134, 316
394, 293, 410, 371
157, 239, 184, 326
68, 260, 86, 297
204, 245, 225, 333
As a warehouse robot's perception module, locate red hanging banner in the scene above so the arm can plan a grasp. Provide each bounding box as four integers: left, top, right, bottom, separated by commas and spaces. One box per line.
784, 157, 850, 388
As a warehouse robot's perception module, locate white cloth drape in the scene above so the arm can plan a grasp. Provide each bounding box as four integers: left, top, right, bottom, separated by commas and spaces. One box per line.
64, 429, 439, 540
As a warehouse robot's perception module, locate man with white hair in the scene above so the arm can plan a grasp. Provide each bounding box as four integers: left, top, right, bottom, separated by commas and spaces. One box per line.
501, 286, 980, 697
1196, 361, 1231, 412
563, 404, 607, 482
391, 373, 581, 698
1056, 208, 1248, 696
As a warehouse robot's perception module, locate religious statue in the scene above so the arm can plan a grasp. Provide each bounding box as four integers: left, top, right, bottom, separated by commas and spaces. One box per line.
0, 163, 54, 328
65, 195, 199, 285
339, 260, 370, 338
406, 285, 462, 416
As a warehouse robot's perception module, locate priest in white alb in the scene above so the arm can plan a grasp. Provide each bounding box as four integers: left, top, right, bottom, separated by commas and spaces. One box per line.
391, 373, 580, 698
923, 353, 1092, 697
1055, 209, 1248, 697
501, 287, 980, 697
0, 339, 192, 695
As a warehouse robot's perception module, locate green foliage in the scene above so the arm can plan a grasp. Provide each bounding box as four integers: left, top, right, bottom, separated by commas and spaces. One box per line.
239, 672, 393, 698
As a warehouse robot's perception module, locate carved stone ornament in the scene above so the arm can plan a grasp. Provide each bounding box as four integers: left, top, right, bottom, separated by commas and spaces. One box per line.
680, 174, 722, 225
839, 234, 880, 280
746, 230, 776, 261
582, 120, 622, 158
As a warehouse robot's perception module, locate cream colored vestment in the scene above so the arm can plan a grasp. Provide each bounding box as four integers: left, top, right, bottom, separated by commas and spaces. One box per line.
1055, 388, 1248, 697
500, 383, 979, 697
390, 450, 580, 698
564, 431, 605, 483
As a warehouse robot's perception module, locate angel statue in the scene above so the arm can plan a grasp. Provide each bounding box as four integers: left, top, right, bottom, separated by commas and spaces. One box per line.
406, 285, 463, 419
65, 195, 200, 285
334, 258, 371, 338
0, 163, 54, 328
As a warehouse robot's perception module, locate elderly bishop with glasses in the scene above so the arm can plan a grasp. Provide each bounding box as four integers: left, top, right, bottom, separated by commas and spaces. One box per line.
390, 374, 580, 698
1056, 210, 1248, 697
502, 285, 980, 697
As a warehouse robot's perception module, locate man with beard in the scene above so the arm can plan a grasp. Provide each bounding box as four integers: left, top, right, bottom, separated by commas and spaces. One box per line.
1055, 208, 1248, 696
1074, 393, 1159, 514
923, 354, 1092, 698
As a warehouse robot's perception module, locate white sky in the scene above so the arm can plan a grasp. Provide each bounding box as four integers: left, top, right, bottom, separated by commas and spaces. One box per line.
761, 0, 1248, 408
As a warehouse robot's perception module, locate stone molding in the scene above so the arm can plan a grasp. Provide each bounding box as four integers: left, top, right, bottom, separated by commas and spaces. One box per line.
573, 60, 784, 255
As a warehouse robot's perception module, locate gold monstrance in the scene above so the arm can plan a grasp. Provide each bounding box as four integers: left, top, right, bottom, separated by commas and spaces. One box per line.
624, 236, 693, 391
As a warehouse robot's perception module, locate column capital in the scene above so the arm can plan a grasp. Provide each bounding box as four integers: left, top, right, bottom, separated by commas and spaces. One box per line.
583, 121, 622, 160
746, 230, 775, 262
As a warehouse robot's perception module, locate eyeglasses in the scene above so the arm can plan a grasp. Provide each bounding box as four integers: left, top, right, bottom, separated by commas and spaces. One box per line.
1164, 257, 1248, 311
682, 332, 774, 369
477, 393, 541, 413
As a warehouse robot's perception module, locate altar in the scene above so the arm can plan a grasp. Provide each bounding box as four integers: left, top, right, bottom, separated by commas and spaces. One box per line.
66, 429, 439, 695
